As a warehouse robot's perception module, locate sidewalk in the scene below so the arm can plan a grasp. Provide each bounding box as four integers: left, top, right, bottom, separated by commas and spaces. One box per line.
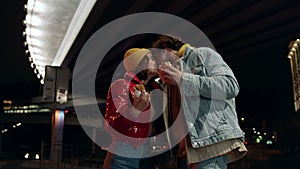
0, 160, 39, 169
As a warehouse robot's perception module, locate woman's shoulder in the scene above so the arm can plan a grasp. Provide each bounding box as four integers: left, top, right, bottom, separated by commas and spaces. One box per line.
109, 79, 129, 93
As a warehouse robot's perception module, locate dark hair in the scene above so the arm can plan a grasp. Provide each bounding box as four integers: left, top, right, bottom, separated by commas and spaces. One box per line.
152, 35, 185, 51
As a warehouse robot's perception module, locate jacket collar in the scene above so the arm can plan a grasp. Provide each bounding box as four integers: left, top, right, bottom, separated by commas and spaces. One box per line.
124, 72, 142, 84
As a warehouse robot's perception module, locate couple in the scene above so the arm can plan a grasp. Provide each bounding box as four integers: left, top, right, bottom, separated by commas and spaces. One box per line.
103, 35, 247, 169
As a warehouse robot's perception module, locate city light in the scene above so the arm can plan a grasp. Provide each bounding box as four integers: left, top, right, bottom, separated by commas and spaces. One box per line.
3, 102, 51, 114
35, 154, 40, 160
266, 140, 273, 145
24, 153, 29, 159
1, 129, 8, 134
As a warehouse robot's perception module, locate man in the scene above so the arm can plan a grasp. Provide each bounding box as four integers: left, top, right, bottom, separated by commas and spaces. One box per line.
153, 35, 247, 169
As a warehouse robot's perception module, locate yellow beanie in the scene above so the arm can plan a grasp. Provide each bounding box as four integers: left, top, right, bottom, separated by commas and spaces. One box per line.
124, 48, 150, 72
176, 44, 190, 58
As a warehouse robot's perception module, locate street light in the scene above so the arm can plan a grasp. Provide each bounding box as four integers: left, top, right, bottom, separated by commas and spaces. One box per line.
287, 38, 300, 112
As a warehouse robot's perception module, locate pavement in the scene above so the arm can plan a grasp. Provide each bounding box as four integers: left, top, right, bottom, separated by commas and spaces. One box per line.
0, 159, 104, 169
0, 160, 39, 169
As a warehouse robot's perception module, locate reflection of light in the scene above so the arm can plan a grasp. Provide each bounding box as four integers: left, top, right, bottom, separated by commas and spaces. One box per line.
55, 110, 65, 122
3, 100, 12, 104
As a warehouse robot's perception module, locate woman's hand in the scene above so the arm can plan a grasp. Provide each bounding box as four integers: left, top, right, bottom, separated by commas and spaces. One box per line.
130, 88, 150, 118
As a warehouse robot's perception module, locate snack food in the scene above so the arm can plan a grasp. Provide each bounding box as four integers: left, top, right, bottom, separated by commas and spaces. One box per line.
134, 84, 145, 99
135, 84, 145, 91
164, 61, 172, 66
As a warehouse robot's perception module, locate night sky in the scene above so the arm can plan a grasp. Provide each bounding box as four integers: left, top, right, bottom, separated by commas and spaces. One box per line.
1, 0, 41, 100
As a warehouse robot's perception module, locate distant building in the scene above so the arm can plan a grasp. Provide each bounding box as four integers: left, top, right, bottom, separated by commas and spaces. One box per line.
2, 99, 52, 114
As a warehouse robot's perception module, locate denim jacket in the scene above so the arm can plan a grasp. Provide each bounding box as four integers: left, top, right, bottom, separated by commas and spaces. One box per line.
179, 47, 244, 148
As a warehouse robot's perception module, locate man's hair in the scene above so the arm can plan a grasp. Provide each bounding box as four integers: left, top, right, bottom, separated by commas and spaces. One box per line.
152, 35, 185, 51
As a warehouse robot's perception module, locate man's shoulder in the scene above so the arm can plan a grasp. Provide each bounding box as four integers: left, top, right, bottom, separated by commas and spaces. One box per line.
190, 46, 217, 54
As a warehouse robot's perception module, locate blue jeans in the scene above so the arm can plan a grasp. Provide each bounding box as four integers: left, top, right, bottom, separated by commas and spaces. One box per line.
103, 152, 152, 169
188, 155, 227, 169
102, 142, 152, 169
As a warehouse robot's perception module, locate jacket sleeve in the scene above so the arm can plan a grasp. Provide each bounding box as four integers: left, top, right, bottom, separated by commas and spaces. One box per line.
104, 80, 151, 140
180, 47, 239, 100
105, 80, 130, 130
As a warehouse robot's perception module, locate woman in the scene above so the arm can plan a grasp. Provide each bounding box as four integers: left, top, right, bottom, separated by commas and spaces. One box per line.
103, 48, 158, 169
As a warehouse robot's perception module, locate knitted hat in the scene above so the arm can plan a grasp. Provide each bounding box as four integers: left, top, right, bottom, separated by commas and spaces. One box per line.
176, 43, 190, 58
124, 48, 150, 72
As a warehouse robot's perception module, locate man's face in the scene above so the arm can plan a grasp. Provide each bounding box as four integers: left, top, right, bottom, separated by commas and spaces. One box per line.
155, 48, 178, 66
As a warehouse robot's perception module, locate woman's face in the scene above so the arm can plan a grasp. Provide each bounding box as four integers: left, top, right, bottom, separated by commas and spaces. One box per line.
136, 52, 158, 79
145, 53, 157, 77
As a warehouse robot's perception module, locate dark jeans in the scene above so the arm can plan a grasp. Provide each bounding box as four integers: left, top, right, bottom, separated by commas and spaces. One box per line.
188, 155, 227, 169
151, 150, 188, 169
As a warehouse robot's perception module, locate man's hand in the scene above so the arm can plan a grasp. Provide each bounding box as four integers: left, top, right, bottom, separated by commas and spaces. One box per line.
158, 61, 182, 86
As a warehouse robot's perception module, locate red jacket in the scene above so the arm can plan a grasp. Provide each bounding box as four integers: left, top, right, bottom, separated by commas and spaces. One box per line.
104, 72, 150, 147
